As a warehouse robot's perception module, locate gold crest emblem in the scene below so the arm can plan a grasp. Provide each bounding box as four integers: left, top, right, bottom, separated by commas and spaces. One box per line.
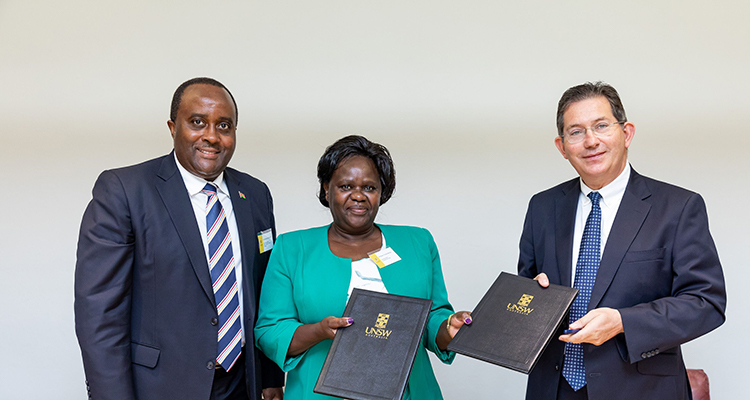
366, 313, 393, 339
518, 294, 534, 307
375, 313, 390, 329
507, 294, 535, 315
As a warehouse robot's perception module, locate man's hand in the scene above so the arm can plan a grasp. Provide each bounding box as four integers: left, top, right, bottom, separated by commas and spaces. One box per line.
559, 307, 623, 346
533, 273, 550, 287
262, 387, 283, 400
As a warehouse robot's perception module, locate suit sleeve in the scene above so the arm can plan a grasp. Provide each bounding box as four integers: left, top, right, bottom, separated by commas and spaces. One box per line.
74, 170, 136, 400
518, 197, 538, 279
421, 228, 456, 364
618, 193, 727, 363
258, 186, 286, 388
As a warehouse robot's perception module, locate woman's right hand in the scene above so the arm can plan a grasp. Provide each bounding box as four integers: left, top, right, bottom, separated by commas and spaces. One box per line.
317, 316, 355, 340
288, 316, 354, 357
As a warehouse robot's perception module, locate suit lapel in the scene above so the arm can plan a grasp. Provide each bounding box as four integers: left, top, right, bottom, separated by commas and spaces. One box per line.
225, 169, 258, 321
589, 169, 651, 309
155, 154, 216, 306
555, 180, 579, 287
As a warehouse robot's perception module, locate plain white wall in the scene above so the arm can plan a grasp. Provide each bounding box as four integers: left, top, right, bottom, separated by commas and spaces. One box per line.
1, 1, 747, 398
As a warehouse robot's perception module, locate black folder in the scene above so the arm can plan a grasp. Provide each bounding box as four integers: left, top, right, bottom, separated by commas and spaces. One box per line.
314, 289, 432, 400
447, 272, 578, 374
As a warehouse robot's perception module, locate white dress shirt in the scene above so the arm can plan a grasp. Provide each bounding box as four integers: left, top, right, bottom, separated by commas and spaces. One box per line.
174, 153, 246, 342
570, 164, 631, 284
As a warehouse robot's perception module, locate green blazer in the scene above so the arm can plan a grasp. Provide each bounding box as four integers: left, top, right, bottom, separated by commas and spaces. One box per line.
255, 224, 455, 399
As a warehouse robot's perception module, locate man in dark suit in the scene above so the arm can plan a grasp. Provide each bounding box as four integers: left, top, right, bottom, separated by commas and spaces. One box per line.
75, 77, 284, 400
518, 82, 726, 400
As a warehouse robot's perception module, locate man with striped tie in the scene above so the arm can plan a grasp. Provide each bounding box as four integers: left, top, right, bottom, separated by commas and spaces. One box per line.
75, 77, 284, 400
517, 82, 726, 400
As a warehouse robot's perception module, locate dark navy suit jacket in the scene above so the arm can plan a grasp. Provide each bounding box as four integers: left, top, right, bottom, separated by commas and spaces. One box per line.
518, 167, 726, 400
75, 153, 284, 399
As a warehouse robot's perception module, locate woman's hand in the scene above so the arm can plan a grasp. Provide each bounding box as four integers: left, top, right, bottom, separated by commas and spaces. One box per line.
436, 311, 472, 351
261, 387, 284, 400
446, 311, 473, 337
317, 316, 354, 340
287, 317, 353, 357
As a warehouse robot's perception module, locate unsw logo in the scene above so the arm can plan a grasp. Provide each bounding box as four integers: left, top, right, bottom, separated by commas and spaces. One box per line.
365, 313, 392, 339
506, 294, 534, 315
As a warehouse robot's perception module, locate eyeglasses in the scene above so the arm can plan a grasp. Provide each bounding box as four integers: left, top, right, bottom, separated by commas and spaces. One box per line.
562, 121, 624, 144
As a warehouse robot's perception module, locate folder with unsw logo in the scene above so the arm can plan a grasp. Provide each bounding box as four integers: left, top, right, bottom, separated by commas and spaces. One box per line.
447, 272, 578, 374
314, 289, 432, 400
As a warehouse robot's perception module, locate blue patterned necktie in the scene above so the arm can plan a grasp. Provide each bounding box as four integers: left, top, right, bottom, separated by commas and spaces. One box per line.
202, 183, 242, 371
563, 191, 602, 391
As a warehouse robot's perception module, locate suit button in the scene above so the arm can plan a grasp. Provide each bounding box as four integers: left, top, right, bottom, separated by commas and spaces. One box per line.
641, 352, 648, 359
555, 364, 560, 371
206, 361, 215, 370
211, 317, 218, 326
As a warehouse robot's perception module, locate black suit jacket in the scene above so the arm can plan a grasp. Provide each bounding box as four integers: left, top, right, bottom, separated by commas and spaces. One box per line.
75, 153, 284, 400
518, 168, 726, 400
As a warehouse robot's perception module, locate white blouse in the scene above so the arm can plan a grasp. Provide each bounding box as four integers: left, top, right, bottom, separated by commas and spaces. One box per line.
346, 233, 389, 299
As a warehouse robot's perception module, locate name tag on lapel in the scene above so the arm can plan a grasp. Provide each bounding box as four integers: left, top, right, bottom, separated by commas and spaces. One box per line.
368, 247, 401, 269
257, 228, 274, 253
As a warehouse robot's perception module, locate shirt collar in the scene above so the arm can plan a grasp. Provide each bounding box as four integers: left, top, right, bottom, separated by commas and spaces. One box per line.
579, 163, 631, 207
173, 152, 229, 196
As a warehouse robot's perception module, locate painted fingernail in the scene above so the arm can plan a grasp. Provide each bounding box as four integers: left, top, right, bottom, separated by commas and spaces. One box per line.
347, 318, 354, 324
465, 317, 472, 324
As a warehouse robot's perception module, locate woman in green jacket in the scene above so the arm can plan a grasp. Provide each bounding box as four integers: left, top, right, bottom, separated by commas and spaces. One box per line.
255, 135, 471, 399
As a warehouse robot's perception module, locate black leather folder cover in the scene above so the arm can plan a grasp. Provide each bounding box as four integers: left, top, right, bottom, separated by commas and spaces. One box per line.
314, 289, 432, 400
447, 272, 578, 374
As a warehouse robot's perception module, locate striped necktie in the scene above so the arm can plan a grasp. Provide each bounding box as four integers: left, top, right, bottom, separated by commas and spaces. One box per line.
202, 183, 242, 371
563, 191, 602, 391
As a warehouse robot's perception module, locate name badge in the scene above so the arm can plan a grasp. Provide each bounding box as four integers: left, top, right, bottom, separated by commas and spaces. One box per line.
257, 228, 274, 253
368, 247, 401, 269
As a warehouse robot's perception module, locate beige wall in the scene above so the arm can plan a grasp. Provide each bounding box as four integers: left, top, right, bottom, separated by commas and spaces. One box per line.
1, 1, 747, 398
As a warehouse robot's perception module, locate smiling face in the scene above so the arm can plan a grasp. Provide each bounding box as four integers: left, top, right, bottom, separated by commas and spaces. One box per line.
167, 83, 237, 181
555, 96, 635, 190
324, 155, 382, 236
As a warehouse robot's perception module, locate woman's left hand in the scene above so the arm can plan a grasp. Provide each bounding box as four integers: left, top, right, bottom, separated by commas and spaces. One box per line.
446, 311, 473, 338
436, 310, 472, 351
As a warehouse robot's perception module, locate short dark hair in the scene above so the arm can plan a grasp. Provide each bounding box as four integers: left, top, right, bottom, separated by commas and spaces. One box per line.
170, 77, 238, 123
317, 135, 396, 207
556, 81, 627, 137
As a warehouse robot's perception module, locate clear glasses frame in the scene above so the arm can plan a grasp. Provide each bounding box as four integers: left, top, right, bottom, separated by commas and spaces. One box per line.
563, 121, 624, 144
